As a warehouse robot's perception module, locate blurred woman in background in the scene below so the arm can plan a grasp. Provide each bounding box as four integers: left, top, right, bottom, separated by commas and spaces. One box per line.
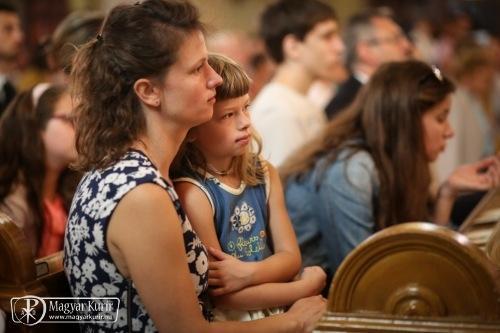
0, 83, 78, 257
281, 60, 500, 293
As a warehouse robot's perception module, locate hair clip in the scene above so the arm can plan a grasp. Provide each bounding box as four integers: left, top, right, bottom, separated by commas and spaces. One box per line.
32, 82, 51, 107
96, 34, 103, 44
431, 65, 443, 81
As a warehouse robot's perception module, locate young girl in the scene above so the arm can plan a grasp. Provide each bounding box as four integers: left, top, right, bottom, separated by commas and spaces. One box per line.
0, 83, 78, 257
173, 53, 326, 322
280, 60, 500, 293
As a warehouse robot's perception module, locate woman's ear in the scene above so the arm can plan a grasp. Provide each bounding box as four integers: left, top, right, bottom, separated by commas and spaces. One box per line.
133, 78, 161, 108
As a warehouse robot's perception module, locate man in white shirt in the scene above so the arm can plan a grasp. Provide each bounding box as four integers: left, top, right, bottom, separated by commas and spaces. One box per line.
251, 0, 344, 166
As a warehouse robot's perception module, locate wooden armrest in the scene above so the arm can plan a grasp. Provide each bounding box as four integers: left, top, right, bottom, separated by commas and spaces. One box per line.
35, 251, 64, 278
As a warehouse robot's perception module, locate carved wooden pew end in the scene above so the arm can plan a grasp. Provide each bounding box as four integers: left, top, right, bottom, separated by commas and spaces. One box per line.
316, 222, 500, 332
0, 212, 72, 332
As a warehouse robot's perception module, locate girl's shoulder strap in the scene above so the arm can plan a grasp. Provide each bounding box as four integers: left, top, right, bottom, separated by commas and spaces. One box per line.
173, 176, 215, 217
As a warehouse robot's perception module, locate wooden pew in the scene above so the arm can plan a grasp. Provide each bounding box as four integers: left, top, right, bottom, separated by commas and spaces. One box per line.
316, 222, 500, 332
0, 212, 73, 332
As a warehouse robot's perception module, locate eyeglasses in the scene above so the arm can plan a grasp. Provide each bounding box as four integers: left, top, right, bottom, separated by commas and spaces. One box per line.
51, 114, 76, 126
366, 32, 407, 46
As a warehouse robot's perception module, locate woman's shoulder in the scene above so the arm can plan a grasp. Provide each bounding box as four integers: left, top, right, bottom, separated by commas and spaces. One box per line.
321, 148, 374, 171
94, 150, 167, 185
75, 150, 171, 210
344, 150, 376, 170
322, 149, 377, 185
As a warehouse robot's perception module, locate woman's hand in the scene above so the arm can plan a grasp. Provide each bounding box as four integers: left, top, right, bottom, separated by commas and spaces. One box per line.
285, 295, 327, 333
443, 155, 500, 197
208, 247, 256, 296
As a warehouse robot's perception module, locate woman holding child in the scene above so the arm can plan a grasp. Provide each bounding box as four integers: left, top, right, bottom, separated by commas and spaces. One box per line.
63, 0, 325, 332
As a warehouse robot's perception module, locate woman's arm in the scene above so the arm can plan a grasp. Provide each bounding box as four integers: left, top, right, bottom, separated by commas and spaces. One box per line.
107, 183, 325, 333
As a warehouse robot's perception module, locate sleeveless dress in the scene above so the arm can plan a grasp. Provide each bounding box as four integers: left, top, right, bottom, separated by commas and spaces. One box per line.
175, 169, 284, 321
64, 150, 210, 332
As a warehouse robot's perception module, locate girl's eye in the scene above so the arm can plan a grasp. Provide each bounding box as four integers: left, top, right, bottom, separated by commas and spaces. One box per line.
196, 64, 204, 72
436, 115, 447, 123
222, 112, 234, 119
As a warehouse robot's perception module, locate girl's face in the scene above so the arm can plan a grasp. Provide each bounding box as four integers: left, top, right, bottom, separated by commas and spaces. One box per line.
42, 92, 77, 170
191, 94, 252, 166
158, 30, 223, 128
421, 94, 454, 162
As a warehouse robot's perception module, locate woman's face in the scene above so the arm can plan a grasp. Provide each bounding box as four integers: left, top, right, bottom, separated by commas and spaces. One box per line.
421, 94, 454, 162
158, 30, 223, 127
42, 92, 77, 170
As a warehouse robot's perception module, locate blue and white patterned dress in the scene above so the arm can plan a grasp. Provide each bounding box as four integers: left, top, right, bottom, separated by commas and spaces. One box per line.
64, 150, 210, 332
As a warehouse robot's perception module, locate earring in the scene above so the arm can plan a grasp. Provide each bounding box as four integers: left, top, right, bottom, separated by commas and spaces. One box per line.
155, 100, 160, 106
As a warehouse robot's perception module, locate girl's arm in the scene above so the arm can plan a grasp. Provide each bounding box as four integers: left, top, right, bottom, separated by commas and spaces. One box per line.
202, 163, 302, 295
107, 183, 325, 333
209, 256, 326, 311
434, 156, 500, 225
175, 181, 325, 310
175, 181, 256, 291
259, 162, 302, 280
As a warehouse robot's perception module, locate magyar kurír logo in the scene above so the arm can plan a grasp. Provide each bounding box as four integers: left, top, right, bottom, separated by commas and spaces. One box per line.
11, 295, 47, 326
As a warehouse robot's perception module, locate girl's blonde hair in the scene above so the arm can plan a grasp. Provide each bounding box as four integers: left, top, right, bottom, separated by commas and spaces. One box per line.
172, 53, 266, 185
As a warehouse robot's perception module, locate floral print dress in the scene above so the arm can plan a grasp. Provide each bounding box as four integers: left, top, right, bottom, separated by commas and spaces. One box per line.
64, 150, 209, 332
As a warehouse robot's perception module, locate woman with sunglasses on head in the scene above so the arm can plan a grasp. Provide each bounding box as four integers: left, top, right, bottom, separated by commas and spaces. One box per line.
0, 83, 78, 257
281, 60, 500, 294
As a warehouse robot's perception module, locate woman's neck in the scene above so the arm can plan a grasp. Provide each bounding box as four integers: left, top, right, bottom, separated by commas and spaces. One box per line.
134, 120, 189, 181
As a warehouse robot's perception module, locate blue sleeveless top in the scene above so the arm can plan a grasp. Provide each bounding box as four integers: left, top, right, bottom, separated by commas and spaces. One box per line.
175, 171, 272, 262
64, 150, 210, 332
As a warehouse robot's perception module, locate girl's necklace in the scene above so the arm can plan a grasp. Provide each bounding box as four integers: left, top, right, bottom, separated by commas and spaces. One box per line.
207, 161, 234, 176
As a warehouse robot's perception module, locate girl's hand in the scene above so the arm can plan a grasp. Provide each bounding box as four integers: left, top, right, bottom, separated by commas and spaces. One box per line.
207, 247, 255, 296
443, 155, 500, 197
285, 295, 327, 333
297, 266, 326, 296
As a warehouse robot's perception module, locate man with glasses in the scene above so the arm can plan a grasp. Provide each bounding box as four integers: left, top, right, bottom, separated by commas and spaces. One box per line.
325, 8, 413, 119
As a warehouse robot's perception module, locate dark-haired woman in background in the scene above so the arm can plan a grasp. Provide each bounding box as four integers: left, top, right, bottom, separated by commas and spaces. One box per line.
0, 83, 77, 257
281, 60, 500, 293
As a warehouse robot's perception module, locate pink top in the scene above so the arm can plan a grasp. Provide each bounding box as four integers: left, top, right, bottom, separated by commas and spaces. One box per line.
37, 196, 67, 257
